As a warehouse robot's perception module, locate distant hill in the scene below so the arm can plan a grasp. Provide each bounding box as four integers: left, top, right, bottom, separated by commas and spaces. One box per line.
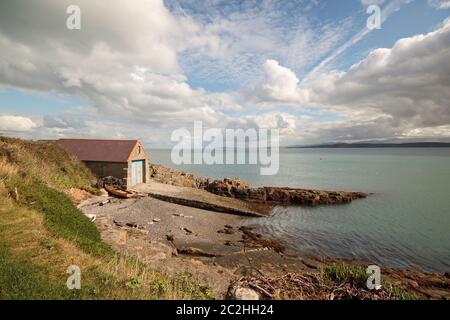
289, 142, 450, 148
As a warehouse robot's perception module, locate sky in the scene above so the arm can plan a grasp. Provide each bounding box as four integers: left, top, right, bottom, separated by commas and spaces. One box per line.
0, 0, 449, 146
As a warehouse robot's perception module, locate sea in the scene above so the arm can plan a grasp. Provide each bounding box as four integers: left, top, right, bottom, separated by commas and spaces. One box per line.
149, 147, 450, 273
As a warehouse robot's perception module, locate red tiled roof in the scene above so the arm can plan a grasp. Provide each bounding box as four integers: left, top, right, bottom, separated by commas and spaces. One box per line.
57, 139, 138, 163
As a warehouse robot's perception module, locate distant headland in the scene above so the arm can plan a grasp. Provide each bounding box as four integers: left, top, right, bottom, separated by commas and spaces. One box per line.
289, 142, 450, 148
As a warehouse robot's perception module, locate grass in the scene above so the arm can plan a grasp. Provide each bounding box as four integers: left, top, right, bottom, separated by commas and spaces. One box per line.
0, 184, 213, 300
323, 263, 421, 300
323, 263, 368, 288
5, 175, 111, 257
0, 137, 95, 191
0, 136, 213, 300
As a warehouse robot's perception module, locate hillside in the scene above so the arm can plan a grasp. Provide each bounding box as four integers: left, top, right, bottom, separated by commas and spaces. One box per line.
0, 136, 212, 299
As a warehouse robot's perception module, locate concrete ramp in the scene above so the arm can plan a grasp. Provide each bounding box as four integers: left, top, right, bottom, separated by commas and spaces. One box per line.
132, 182, 270, 217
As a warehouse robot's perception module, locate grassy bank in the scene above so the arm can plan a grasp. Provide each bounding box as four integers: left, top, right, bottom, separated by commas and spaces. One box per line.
0, 137, 212, 300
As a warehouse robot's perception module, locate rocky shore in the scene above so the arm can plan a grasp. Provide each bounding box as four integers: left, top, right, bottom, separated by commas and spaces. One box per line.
77, 164, 450, 300
81, 191, 450, 300
149, 164, 368, 206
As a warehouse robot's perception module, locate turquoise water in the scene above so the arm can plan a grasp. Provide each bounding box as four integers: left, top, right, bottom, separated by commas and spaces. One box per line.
150, 148, 450, 273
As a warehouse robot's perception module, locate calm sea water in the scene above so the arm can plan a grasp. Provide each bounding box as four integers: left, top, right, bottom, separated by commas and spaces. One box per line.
149, 148, 450, 273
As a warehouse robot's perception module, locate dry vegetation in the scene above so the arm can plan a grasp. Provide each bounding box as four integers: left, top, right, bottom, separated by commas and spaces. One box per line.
228, 264, 421, 300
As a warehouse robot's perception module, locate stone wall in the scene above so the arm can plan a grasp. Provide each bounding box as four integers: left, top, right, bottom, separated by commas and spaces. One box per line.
85, 161, 128, 180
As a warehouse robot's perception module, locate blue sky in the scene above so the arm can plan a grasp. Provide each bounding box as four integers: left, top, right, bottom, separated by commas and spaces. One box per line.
172, 0, 450, 89
0, 0, 449, 145
0, 89, 84, 116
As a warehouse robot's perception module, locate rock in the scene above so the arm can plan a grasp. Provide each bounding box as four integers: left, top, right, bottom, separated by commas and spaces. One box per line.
265, 188, 291, 203
232, 287, 260, 300
126, 222, 138, 228
149, 164, 198, 188
301, 258, 320, 270
183, 227, 193, 234
99, 176, 127, 190
217, 228, 234, 234
153, 218, 161, 223
166, 234, 174, 242
246, 188, 267, 202
113, 219, 124, 227
177, 247, 221, 258
150, 163, 368, 207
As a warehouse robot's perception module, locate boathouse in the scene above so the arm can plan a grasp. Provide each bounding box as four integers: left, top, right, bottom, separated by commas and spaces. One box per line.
57, 138, 150, 189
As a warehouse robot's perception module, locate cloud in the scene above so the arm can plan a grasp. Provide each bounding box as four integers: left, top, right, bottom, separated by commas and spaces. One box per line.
0, 115, 36, 132
0, 0, 229, 127
428, 0, 450, 9
307, 0, 412, 78
0, 0, 449, 146
361, 0, 386, 7
259, 59, 309, 103
313, 20, 450, 128
174, 0, 352, 89
255, 20, 450, 143
360, 0, 386, 6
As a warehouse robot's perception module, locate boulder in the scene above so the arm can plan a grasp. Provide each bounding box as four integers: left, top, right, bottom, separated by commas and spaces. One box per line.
231, 287, 260, 300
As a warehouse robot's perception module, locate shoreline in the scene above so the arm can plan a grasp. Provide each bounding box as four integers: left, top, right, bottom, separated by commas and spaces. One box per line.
80, 171, 450, 299
149, 163, 368, 207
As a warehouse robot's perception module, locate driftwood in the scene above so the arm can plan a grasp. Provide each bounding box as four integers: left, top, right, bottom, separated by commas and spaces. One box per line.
227, 272, 394, 300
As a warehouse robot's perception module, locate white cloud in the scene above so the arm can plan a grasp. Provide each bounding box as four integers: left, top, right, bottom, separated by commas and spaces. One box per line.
0, 115, 36, 132
306, 0, 412, 78
254, 20, 450, 143
313, 20, 450, 128
0, 0, 229, 127
428, 0, 450, 9
0, 0, 449, 146
175, 1, 352, 89
260, 59, 309, 103
360, 0, 386, 6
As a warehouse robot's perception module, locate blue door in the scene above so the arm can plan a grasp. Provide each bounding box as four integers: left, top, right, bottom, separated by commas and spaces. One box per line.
131, 160, 145, 186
